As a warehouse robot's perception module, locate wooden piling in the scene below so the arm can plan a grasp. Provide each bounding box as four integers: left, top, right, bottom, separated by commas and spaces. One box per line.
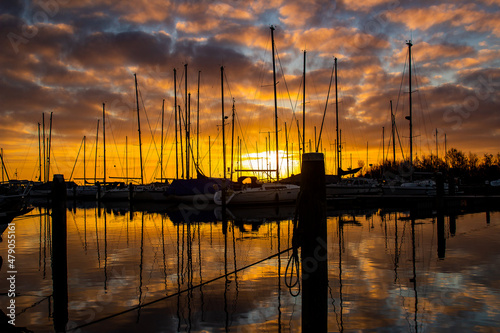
51, 174, 68, 332
299, 153, 327, 332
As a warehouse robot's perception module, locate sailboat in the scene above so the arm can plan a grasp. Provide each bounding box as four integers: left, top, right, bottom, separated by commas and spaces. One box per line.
100, 74, 152, 201
164, 65, 230, 203
381, 41, 447, 196
214, 26, 300, 206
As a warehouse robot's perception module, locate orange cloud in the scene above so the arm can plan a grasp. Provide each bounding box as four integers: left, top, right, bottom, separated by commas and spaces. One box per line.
387, 3, 500, 36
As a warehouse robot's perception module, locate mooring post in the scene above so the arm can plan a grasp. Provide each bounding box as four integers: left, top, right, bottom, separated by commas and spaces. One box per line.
51, 174, 68, 332
298, 152, 327, 332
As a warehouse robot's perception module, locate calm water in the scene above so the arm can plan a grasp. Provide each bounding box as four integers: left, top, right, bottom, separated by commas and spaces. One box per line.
1, 201, 499, 332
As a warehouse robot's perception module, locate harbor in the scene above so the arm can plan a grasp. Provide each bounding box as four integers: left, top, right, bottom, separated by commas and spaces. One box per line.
2, 1, 500, 331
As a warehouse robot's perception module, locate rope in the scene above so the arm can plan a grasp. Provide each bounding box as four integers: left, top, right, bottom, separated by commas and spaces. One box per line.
285, 189, 303, 296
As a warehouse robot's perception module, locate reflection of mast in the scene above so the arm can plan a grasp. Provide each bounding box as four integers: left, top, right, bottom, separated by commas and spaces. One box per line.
162, 215, 167, 293
187, 222, 193, 332
223, 217, 229, 332
95, 206, 101, 268
197, 222, 205, 320
232, 221, 239, 320
104, 212, 108, 291
394, 212, 400, 283
411, 217, 418, 333
137, 214, 144, 322
338, 217, 344, 332
176, 219, 181, 331
277, 219, 282, 331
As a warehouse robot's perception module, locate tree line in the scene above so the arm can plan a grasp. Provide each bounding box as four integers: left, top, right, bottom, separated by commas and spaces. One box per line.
362, 148, 500, 185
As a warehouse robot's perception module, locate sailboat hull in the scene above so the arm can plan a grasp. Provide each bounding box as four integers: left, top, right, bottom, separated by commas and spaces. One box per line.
214, 184, 300, 206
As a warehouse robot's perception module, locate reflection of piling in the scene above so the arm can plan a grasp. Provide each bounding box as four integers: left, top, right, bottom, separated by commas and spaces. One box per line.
437, 210, 446, 259
436, 173, 446, 259
129, 182, 134, 203
51, 174, 68, 332
449, 215, 456, 236
96, 181, 101, 202
298, 153, 327, 332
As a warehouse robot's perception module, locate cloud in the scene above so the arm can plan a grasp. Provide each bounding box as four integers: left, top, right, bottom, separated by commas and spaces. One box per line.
386, 3, 500, 36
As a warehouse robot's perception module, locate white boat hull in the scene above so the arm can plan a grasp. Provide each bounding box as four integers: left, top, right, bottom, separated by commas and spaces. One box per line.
214, 184, 300, 206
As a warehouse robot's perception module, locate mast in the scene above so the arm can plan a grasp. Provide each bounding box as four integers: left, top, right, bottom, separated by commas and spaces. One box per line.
187, 92, 191, 179
83, 136, 86, 184
134, 73, 144, 185
297, 119, 301, 169
382, 127, 385, 164
161, 98, 165, 181
38, 123, 42, 181
285, 122, 289, 178
391, 100, 396, 163
209, 136, 211, 177
335, 57, 340, 176
230, 99, 235, 182
42, 113, 45, 182
221, 66, 226, 181
95, 120, 99, 184
406, 40, 413, 167
435, 128, 438, 160
126, 136, 128, 182
271, 26, 279, 182
197, 70, 200, 176
174, 68, 178, 180
102, 103, 106, 184
185, 64, 189, 179
47, 112, 53, 182
0, 149, 8, 182
302, 50, 306, 161
179, 105, 184, 179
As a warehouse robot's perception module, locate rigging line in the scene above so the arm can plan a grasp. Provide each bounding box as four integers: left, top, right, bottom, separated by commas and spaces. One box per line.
68, 246, 295, 331
412, 57, 433, 156
275, 45, 297, 115
160, 101, 175, 179
68, 137, 85, 181
275, 47, 299, 172
223, 69, 233, 100
395, 120, 406, 161
394, 47, 409, 118
138, 88, 160, 180
107, 115, 126, 180
316, 58, 336, 153
199, 128, 221, 167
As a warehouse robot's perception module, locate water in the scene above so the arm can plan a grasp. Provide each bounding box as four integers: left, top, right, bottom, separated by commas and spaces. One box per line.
1, 201, 499, 332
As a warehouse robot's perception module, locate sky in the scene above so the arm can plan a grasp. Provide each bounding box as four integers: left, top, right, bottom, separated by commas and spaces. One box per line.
1, 0, 499, 183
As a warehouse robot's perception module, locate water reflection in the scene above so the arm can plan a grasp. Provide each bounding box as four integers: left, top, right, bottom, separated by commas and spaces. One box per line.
0, 202, 499, 332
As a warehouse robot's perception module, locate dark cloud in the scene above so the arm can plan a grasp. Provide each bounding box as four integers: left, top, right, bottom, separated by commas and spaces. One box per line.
69, 31, 172, 69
